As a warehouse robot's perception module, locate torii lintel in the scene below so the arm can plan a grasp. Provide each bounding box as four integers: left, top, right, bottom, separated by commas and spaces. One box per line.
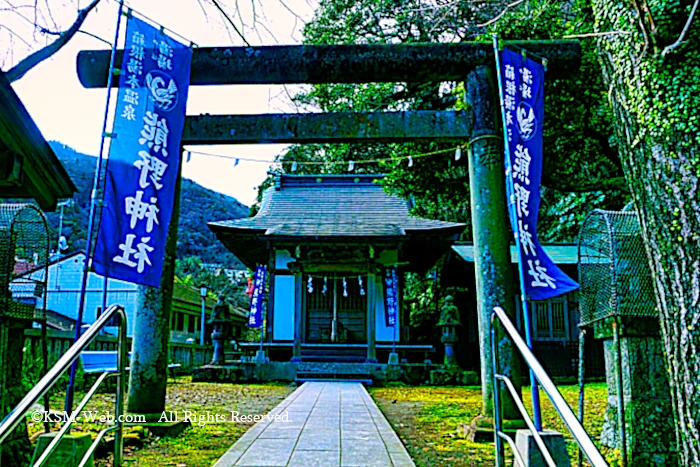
77, 41, 581, 88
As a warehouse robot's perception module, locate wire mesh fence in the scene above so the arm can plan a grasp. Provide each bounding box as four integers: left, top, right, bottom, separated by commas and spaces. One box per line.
0, 203, 50, 321
578, 209, 657, 327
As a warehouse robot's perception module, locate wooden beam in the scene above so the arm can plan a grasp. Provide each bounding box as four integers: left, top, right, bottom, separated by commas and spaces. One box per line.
77, 41, 581, 88
182, 111, 471, 145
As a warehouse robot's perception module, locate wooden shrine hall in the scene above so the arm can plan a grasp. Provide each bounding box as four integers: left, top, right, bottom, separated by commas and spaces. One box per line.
208, 174, 466, 363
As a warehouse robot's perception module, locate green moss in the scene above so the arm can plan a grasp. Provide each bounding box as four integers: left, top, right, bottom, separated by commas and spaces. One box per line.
371, 383, 612, 466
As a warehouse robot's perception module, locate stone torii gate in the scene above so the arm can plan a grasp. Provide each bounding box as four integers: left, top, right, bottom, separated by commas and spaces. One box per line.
77, 41, 581, 423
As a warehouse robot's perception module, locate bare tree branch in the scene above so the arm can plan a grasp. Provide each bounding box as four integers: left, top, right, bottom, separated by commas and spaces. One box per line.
5, 0, 101, 82
195, 0, 210, 21
38, 25, 61, 35
0, 23, 33, 47
42, 0, 60, 37
209, 0, 250, 46
252, 17, 279, 43
476, 0, 526, 28
277, 0, 306, 24
35, 22, 111, 45
0, 4, 38, 13
428, 1, 458, 35
77, 29, 111, 46
662, 0, 699, 57
562, 30, 633, 38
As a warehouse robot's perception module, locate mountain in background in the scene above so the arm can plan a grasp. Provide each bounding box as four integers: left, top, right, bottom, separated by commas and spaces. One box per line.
45, 142, 249, 269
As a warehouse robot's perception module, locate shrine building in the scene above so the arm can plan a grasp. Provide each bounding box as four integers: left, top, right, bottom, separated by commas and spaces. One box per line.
208, 174, 466, 363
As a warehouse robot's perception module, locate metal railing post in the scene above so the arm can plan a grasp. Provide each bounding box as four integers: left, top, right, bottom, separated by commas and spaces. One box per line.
0, 304, 127, 467
114, 307, 127, 466
490, 314, 505, 467
491, 306, 608, 467
612, 318, 627, 467
578, 328, 587, 467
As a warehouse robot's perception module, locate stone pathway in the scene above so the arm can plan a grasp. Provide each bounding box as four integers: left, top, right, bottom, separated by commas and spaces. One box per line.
213, 381, 415, 467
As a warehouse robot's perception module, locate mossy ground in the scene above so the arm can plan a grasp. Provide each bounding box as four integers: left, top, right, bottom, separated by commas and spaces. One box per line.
25, 378, 612, 466
25, 376, 294, 466
370, 382, 611, 467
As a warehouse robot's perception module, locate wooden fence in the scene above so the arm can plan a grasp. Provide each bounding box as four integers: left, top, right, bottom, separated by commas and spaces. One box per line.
23, 328, 213, 371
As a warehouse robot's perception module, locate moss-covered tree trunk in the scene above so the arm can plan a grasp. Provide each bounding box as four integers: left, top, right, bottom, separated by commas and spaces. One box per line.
592, 0, 700, 463
127, 161, 182, 417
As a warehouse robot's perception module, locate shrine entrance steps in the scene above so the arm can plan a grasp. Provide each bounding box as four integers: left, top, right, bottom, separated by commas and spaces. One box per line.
213, 381, 414, 467
300, 346, 367, 363
294, 362, 374, 385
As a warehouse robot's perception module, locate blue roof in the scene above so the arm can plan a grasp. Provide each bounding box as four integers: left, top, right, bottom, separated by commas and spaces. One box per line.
452, 244, 578, 264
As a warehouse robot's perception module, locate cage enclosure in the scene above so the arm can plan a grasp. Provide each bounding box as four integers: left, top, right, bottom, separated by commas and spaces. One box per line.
577, 208, 675, 465
578, 209, 656, 327
0, 203, 50, 320
0, 203, 50, 464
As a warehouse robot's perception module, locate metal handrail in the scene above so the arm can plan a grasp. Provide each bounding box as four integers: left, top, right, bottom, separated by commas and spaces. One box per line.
491, 306, 607, 467
0, 304, 127, 466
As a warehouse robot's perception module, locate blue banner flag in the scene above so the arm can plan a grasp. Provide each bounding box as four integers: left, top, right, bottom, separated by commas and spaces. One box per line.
93, 17, 192, 287
499, 47, 579, 301
248, 265, 266, 328
383, 267, 399, 327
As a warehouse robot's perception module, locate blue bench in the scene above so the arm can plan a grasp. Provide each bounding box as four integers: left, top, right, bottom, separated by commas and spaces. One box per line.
80, 351, 181, 376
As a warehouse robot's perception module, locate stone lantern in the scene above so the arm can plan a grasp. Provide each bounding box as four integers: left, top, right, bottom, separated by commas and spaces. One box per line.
437, 295, 461, 367
209, 296, 231, 365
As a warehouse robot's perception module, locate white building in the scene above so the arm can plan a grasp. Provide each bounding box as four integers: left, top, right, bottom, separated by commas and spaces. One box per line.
12, 251, 247, 342
12, 251, 138, 336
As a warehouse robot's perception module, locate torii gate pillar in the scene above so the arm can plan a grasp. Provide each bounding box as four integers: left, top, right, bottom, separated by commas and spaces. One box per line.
465, 65, 522, 425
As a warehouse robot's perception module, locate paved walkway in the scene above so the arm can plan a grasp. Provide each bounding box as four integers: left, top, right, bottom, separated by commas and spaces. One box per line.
214, 382, 415, 467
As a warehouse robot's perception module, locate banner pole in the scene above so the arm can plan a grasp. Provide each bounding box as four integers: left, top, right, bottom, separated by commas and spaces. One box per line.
64, 0, 125, 415
101, 275, 109, 318
492, 34, 542, 432
260, 299, 265, 353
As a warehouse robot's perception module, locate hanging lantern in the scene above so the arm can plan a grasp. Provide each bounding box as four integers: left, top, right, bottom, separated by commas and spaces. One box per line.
343, 277, 348, 297
322, 277, 328, 294
358, 275, 365, 296
408, 156, 414, 168
307, 276, 314, 293
455, 147, 462, 161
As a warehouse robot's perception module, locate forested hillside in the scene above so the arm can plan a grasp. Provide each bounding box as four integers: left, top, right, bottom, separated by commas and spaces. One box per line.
45, 142, 248, 269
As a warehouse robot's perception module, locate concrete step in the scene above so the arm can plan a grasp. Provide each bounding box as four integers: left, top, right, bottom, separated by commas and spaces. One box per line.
294, 377, 373, 385
296, 371, 372, 379
300, 348, 367, 363
295, 370, 373, 386
300, 355, 366, 363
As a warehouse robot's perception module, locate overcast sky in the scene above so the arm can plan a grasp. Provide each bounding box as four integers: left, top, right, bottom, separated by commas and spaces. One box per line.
4, 0, 318, 206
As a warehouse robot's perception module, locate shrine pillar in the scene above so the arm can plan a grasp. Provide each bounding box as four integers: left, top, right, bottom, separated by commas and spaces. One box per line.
366, 270, 377, 363
290, 262, 303, 362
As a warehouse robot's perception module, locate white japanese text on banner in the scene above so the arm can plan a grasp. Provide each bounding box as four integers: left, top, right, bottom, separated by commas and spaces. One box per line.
248, 265, 266, 328
499, 48, 579, 300
384, 267, 398, 327
93, 16, 192, 287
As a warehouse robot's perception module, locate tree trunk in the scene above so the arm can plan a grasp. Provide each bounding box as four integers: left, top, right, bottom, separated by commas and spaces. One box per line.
127, 161, 182, 417
592, 1, 700, 463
